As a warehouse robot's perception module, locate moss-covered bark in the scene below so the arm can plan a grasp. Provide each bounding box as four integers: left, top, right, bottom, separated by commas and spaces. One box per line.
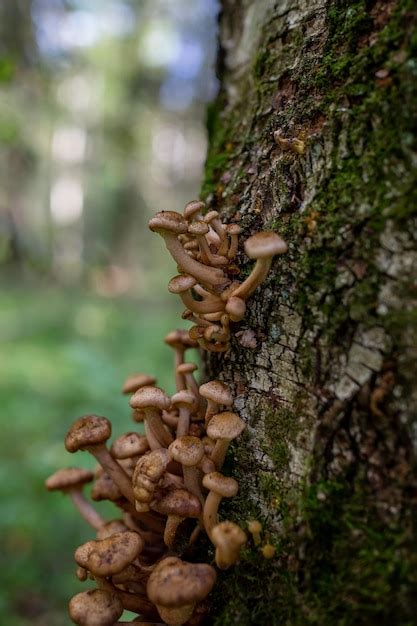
200, 1, 417, 624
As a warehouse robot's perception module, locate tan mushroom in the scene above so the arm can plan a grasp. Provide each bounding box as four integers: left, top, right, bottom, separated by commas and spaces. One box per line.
147, 557, 216, 625
168, 275, 224, 315
211, 521, 247, 569
201, 472, 239, 539
74, 531, 143, 578
171, 389, 198, 438
129, 386, 173, 449
230, 231, 288, 300
164, 329, 198, 391
45, 467, 105, 531
65, 416, 135, 505
206, 411, 245, 469
198, 381, 233, 426
168, 436, 205, 502
151, 488, 201, 547
122, 373, 156, 395
69, 588, 123, 626
110, 432, 149, 460
132, 449, 169, 511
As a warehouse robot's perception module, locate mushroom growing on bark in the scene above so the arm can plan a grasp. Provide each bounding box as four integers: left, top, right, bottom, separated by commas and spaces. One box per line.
211, 521, 247, 569
151, 488, 201, 547
206, 411, 245, 469
201, 472, 239, 539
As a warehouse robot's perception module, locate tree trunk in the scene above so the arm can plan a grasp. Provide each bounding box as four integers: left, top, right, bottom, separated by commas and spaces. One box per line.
201, 1, 417, 624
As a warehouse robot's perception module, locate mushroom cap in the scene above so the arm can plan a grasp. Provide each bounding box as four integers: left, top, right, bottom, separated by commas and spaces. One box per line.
207, 411, 245, 441
164, 329, 198, 349
151, 488, 201, 518
202, 472, 239, 497
68, 588, 123, 626
177, 362, 198, 375
171, 390, 198, 412
169, 436, 204, 467
211, 521, 247, 551
129, 386, 171, 411
244, 231, 288, 259
149, 211, 188, 235
147, 557, 216, 608
96, 519, 128, 540
199, 381, 233, 407
122, 373, 156, 395
203, 210, 220, 223
110, 432, 149, 459
75, 531, 143, 577
168, 274, 197, 294
226, 223, 242, 235
65, 416, 111, 453
188, 221, 209, 236
45, 467, 94, 491
225, 296, 246, 321
183, 200, 205, 220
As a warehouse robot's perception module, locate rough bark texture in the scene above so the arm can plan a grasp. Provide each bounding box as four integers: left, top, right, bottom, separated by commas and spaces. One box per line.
199, 1, 417, 624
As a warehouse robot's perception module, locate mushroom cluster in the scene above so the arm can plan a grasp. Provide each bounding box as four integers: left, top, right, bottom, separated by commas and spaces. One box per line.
46, 329, 247, 625
149, 201, 287, 352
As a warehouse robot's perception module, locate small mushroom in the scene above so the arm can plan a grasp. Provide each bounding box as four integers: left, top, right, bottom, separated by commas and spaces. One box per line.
247, 519, 262, 545
211, 521, 247, 569
132, 449, 169, 511
168, 275, 224, 315
129, 386, 173, 449
122, 373, 156, 395
183, 199, 205, 223
65, 416, 135, 505
151, 488, 201, 547
111, 432, 149, 460
198, 380, 233, 426
230, 231, 288, 301
188, 222, 228, 266
69, 588, 123, 626
168, 436, 205, 503
201, 472, 239, 539
147, 557, 216, 625
45, 467, 105, 531
171, 390, 198, 438
225, 296, 246, 322
206, 411, 245, 469
164, 329, 198, 391
75, 531, 143, 578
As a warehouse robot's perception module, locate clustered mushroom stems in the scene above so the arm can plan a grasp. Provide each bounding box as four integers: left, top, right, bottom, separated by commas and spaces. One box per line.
47, 201, 287, 625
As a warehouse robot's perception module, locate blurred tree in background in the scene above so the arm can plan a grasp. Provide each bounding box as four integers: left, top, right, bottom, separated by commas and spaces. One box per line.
0, 1, 219, 624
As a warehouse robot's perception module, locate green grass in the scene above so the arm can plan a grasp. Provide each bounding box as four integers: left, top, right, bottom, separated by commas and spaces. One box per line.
0, 286, 194, 625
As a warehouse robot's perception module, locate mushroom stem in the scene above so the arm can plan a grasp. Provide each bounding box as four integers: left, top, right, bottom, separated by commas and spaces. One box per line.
144, 408, 173, 448
69, 489, 105, 530
176, 406, 191, 439
183, 466, 204, 505
229, 256, 273, 300
163, 514, 183, 547
210, 438, 232, 470
88, 445, 135, 505
144, 421, 164, 450
202, 490, 222, 540
177, 289, 225, 315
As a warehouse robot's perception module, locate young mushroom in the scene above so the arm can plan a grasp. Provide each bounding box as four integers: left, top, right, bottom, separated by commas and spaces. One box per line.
65, 415, 135, 505
198, 380, 234, 426
211, 521, 247, 569
75, 531, 143, 578
129, 386, 173, 449
207, 411, 245, 470
69, 588, 123, 626
147, 557, 216, 626
201, 472, 239, 539
230, 231, 288, 301
151, 488, 201, 547
45, 467, 105, 531
168, 436, 205, 503
171, 390, 199, 438
122, 373, 157, 395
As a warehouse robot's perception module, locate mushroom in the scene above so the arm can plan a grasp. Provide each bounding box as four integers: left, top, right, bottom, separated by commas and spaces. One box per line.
183, 199, 205, 223
170, 390, 198, 438
168, 275, 224, 315
247, 519, 262, 545
65, 416, 135, 505
168, 436, 205, 502
201, 472, 239, 539
187, 222, 228, 266
45, 467, 105, 531
164, 329, 198, 391
129, 386, 173, 449
206, 411, 245, 469
74, 531, 144, 578
69, 588, 123, 626
132, 449, 169, 511
198, 381, 233, 426
110, 432, 149, 460
230, 231, 288, 301
151, 488, 201, 547
122, 373, 156, 395
211, 521, 247, 569
261, 543, 276, 559
225, 223, 242, 259
147, 557, 216, 625
225, 295, 246, 322
148, 211, 228, 287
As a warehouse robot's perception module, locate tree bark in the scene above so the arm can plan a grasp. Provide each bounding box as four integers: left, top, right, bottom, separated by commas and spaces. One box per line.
201, 1, 417, 624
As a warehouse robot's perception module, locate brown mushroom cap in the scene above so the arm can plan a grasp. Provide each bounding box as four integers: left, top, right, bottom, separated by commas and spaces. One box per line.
169, 436, 204, 467
147, 557, 216, 608
164, 329, 198, 349
188, 221, 209, 236
207, 411, 245, 441
168, 274, 197, 294
198, 381, 233, 407
244, 231, 288, 259
171, 390, 198, 412
96, 519, 128, 540
91, 471, 122, 502
149, 211, 189, 235
45, 467, 94, 491
202, 472, 239, 497
151, 488, 201, 518
211, 521, 247, 569
65, 415, 111, 454
177, 363, 198, 375
122, 373, 156, 395
183, 200, 205, 221
68, 588, 123, 626
129, 386, 171, 412
75, 531, 143, 577
110, 433, 149, 459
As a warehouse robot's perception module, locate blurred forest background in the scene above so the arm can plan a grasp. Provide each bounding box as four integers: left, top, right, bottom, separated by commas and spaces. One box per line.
0, 1, 219, 623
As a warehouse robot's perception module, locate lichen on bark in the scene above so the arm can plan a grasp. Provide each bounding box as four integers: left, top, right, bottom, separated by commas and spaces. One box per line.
200, 1, 417, 624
